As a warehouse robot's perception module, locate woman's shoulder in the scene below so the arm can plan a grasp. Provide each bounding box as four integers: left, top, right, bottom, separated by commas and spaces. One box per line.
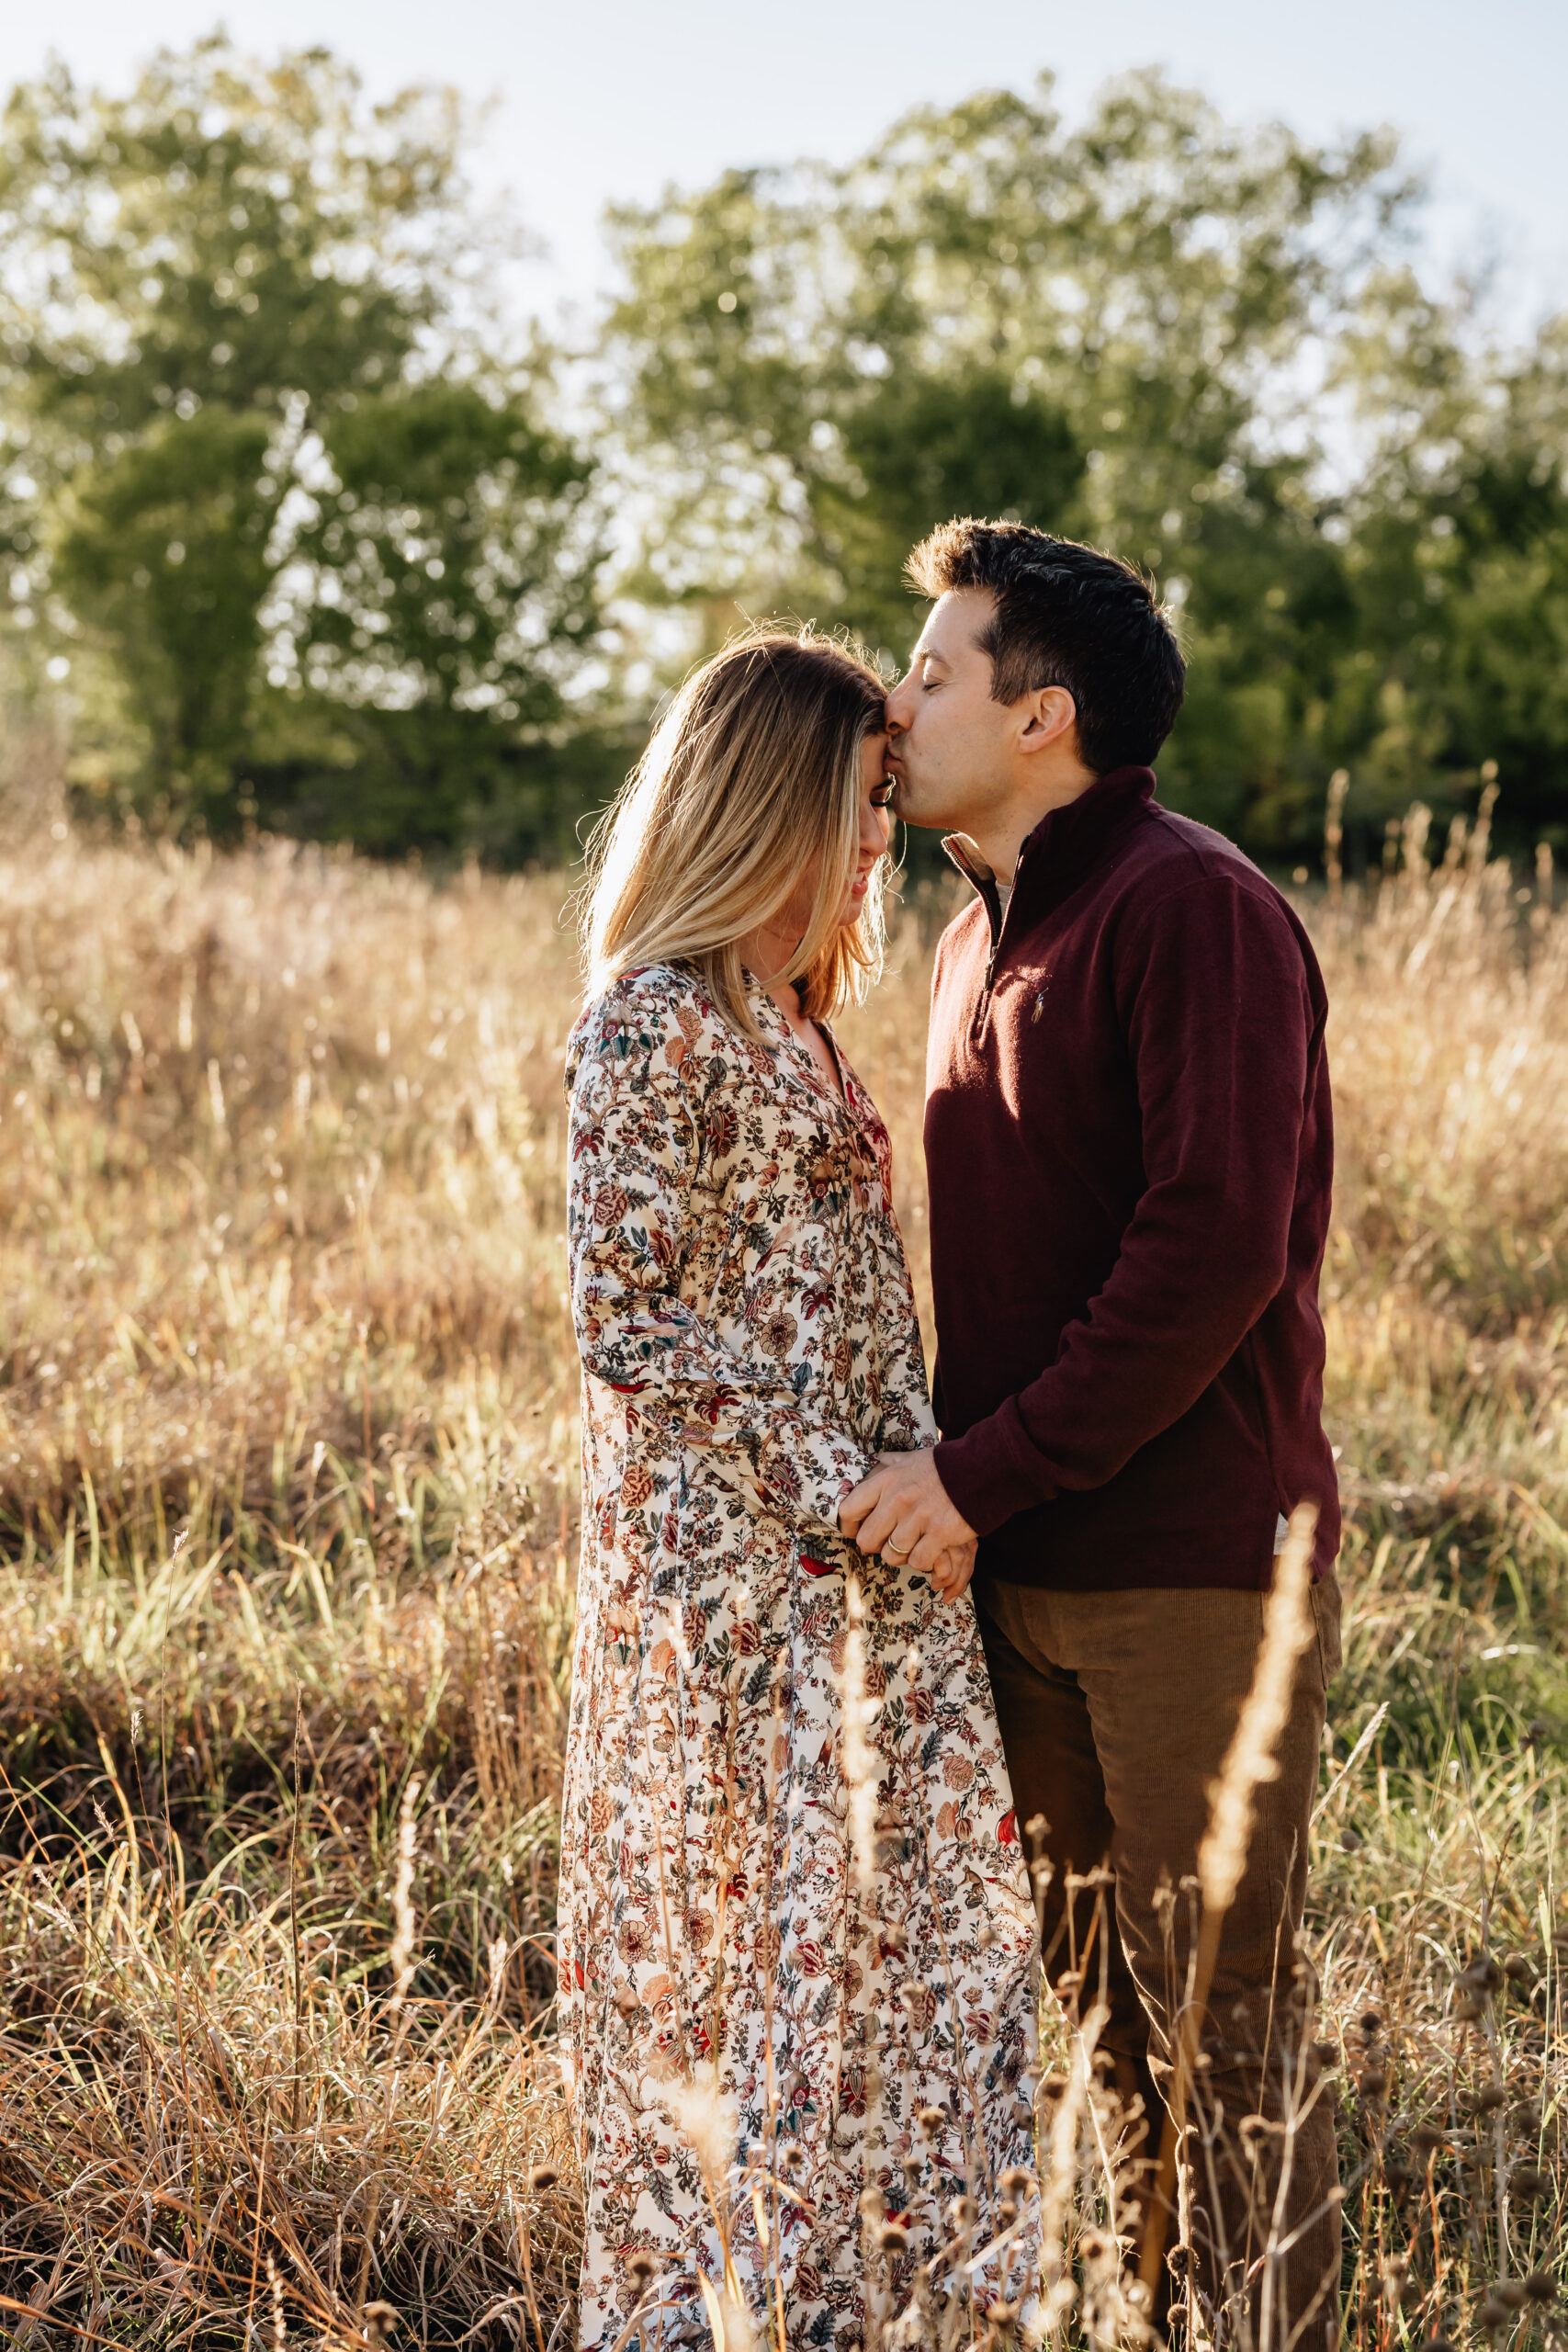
566, 964, 728, 1093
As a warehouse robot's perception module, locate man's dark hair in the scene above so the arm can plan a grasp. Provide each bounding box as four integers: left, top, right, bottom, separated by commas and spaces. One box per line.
906, 518, 1186, 773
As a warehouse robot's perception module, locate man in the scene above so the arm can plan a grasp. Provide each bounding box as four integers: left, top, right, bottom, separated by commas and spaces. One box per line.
840, 519, 1342, 2341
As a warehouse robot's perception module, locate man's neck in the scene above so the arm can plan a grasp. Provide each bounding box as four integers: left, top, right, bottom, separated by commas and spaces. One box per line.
958, 767, 1099, 887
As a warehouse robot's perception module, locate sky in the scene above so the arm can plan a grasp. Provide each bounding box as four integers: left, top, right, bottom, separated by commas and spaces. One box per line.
2, 0, 1565, 334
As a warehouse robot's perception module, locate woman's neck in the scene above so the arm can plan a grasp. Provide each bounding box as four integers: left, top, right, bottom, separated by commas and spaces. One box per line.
737, 922, 843, 1100
735, 923, 807, 1030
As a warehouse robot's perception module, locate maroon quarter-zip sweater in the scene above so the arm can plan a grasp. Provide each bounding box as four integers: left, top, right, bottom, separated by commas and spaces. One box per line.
925, 764, 1339, 1591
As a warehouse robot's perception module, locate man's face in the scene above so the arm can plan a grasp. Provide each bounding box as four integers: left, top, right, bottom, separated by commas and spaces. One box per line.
884, 588, 1017, 838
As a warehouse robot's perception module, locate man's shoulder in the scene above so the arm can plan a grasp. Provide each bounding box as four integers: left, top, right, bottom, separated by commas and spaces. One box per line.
1114, 803, 1298, 928
1112, 807, 1325, 1007
1127, 802, 1274, 888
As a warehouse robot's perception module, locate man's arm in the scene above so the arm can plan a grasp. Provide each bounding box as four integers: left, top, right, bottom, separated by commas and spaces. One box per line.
930, 875, 1318, 1537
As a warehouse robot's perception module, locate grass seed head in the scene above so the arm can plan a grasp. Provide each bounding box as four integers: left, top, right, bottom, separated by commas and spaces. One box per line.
662, 2067, 738, 2190
3, 833, 1566, 2352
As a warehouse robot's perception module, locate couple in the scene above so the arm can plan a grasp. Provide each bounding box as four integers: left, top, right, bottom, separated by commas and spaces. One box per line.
557, 521, 1343, 2350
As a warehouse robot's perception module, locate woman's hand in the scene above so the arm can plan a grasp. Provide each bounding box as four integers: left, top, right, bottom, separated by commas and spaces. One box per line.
840, 1446, 978, 1599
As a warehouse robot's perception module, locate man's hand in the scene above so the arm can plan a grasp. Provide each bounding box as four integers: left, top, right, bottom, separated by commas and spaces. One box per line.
839, 1446, 978, 1600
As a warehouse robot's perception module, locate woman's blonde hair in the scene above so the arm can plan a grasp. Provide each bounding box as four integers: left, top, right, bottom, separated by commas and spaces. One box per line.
581, 627, 890, 1043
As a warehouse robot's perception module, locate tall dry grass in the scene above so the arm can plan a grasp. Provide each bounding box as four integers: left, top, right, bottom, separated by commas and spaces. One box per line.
0, 809, 1563, 2346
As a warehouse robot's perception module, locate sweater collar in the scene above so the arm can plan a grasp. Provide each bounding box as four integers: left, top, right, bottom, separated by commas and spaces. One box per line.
942, 764, 1156, 936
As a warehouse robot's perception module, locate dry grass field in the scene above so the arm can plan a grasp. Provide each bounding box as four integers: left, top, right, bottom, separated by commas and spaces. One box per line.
0, 808, 1563, 2348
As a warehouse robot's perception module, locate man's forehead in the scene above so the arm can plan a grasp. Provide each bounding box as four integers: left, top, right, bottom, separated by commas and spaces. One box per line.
912, 586, 993, 662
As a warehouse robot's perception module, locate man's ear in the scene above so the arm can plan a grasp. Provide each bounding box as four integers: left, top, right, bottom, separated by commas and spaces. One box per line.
1017, 684, 1078, 755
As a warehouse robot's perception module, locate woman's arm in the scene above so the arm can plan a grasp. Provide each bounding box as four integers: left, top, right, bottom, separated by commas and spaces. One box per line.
865, 1258, 938, 1460
569, 976, 874, 1541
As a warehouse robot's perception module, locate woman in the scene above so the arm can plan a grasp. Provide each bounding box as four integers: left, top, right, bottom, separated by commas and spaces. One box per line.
558, 630, 1040, 2350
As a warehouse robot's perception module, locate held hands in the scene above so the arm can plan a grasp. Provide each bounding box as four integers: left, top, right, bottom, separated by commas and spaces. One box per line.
839, 1446, 978, 1601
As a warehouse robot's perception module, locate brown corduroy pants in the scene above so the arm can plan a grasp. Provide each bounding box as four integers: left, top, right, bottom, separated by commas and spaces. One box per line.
973, 1571, 1344, 2350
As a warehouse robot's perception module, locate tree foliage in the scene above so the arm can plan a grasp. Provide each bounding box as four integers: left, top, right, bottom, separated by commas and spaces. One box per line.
3, 45, 1567, 861
53, 410, 276, 810
0, 37, 605, 848
606, 76, 1568, 855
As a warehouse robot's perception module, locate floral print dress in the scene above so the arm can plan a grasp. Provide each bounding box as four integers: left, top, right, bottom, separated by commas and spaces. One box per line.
558, 964, 1040, 2350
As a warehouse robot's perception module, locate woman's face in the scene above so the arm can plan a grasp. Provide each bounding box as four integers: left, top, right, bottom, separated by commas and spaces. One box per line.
764, 728, 894, 946
841, 729, 896, 924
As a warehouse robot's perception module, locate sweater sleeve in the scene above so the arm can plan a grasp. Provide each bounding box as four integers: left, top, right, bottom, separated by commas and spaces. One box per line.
932, 876, 1314, 1535
569, 980, 875, 1540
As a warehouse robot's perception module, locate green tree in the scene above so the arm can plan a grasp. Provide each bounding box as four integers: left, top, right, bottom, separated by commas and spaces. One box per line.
821, 369, 1085, 652
0, 36, 605, 846
610, 81, 1407, 582
611, 78, 1568, 860
51, 412, 276, 816
1342, 311, 1568, 851
262, 380, 601, 853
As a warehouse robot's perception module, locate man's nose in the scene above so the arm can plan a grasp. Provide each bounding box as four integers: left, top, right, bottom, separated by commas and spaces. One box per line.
885, 685, 910, 737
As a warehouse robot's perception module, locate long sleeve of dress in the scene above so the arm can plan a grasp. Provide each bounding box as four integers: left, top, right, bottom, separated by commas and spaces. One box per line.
568, 977, 875, 1542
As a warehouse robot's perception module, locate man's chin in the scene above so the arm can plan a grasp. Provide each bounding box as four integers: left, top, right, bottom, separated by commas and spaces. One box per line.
892, 784, 943, 832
